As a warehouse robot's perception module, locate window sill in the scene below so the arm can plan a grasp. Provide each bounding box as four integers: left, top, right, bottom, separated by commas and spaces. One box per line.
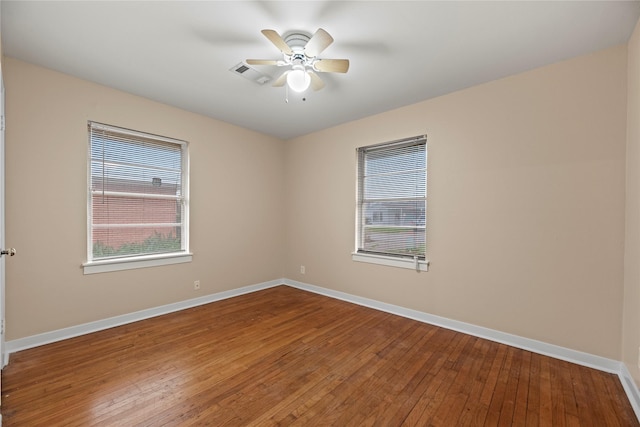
83, 252, 193, 275
352, 252, 429, 272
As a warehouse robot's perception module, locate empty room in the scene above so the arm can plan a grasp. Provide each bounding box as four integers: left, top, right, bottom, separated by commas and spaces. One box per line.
1, 0, 640, 425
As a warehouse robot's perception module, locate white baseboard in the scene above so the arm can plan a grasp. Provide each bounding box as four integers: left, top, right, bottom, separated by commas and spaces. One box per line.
619, 363, 640, 421
283, 279, 619, 372
283, 278, 640, 422
4, 277, 640, 422
4, 279, 283, 355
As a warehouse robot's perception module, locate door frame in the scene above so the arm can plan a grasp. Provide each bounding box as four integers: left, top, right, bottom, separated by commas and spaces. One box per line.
1, 58, 6, 369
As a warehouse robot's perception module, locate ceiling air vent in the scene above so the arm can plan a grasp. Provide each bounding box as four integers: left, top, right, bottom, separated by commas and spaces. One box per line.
230, 62, 271, 85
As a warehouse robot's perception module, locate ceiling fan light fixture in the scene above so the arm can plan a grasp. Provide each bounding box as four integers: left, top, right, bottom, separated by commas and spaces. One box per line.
287, 65, 311, 92
247, 28, 347, 94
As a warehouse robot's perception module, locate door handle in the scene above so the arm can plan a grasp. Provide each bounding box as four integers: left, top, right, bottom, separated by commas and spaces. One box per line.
0, 248, 15, 257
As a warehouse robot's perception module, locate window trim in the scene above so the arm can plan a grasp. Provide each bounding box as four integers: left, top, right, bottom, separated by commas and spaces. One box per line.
84, 122, 190, 274
352, 252, 429, 272
83, 252, 193, 275
354, 135, 428, 271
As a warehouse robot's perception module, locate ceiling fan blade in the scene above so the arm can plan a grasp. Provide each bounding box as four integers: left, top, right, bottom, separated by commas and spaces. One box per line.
308, 71, 325, 91
304, 28, 334, 57
246, 59, 281, 66
261, 29, 293, 55
314, 59, 350, 73
272, 71, 289, 87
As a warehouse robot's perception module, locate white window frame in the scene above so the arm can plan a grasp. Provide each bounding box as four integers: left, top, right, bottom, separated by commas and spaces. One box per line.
352, 135, 429, 272
83, 122, 191, 274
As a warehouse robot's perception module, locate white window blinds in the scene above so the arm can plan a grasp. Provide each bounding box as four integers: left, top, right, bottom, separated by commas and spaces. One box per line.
88, 122, 188, 261
356, 136, 427, 260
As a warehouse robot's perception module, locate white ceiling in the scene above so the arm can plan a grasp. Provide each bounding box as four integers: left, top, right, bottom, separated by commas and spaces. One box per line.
2, 1, 639, 140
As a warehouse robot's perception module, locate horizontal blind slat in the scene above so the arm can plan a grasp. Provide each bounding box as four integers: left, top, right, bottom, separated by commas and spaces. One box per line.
357, 136, 427, 259
89, 121, 187, 261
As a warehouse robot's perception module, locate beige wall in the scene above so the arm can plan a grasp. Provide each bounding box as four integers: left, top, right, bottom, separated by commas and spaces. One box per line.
3, 58, 286, 340
624, 17, 640, 384
2, 42, 631, 362
284, 45, 628, 360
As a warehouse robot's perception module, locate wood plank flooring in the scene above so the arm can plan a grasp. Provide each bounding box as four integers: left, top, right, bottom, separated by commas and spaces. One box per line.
1, 285, 638, 426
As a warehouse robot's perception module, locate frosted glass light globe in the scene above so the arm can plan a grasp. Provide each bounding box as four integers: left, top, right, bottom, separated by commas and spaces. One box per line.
287, 66, 311, 92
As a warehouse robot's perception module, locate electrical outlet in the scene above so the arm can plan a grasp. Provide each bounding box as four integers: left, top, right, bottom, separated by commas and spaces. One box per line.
300, 265, 306, 274
194, 280, 201, 290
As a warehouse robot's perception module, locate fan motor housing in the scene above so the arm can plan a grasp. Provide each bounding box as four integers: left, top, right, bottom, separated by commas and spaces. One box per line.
283, 32, 311, 51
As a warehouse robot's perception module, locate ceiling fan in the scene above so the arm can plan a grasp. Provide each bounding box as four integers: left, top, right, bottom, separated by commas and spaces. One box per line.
246, 28, 349, 93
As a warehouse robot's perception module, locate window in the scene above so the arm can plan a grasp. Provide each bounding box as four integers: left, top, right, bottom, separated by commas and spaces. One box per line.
353, 135, 428, 271
84, 122, 191, 274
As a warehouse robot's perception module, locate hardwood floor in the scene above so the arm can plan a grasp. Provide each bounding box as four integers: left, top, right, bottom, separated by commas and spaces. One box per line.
1, 285, 637, 426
